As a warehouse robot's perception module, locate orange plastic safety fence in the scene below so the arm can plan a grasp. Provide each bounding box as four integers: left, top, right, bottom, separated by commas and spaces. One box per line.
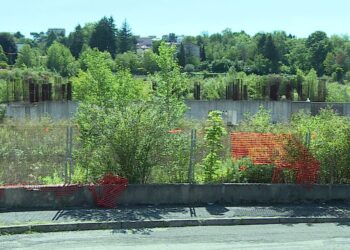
231, 132, 319, 185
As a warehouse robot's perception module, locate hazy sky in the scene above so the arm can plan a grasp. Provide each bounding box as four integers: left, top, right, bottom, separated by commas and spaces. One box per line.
1, 0, 349, 38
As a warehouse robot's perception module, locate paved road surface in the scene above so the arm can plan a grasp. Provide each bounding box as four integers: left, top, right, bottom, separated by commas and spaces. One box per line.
1, 223, 350, 250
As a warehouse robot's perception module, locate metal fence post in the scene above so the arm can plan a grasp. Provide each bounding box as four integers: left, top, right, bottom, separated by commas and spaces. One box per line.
65, 125, 73, 184
188, 129, 197, 183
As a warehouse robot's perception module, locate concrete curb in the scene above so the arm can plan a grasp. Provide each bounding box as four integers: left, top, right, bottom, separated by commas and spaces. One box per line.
1, 217, 350, 235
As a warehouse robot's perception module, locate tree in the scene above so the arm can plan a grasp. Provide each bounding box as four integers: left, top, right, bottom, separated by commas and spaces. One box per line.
203, 111, 227, 182
306, 31, 331, 76
142, 50, 159, 73
286, 38, 310, 73
46, 31, 58, 48
323, 52, 336, 76
14, 31, 24, 40
152, 42, 189, 125
304, 68, 318, 101
0, 33, 17, 64
117, 20, 135, 53
168, 33, 176, 43
0, 45, 7, 63
177, 43, 186, 67
115, 51, 142, 74
15, 44, 39, 68
199, 44, 206, 61
255, 33, 279, 73
74, 44, 187, 183
68, 25, 85, 58
152, 40, 162, 54
89, 16, 117, 57
264, 35, 279, 73
79, 47, 115, 71
47, 42, 77, 77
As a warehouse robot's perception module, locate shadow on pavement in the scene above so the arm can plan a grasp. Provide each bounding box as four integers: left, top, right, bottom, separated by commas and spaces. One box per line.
52, 207, 189, 222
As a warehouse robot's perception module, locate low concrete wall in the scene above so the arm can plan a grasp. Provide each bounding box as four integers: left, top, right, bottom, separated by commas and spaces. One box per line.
0, 184, 350, 210
5, 101, 78, 120
6, 100, 350, 123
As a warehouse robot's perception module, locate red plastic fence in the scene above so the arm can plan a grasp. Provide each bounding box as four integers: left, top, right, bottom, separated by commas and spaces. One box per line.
231, 132, 320, 185
88, 174, 128, 208
0, 174, 128, 208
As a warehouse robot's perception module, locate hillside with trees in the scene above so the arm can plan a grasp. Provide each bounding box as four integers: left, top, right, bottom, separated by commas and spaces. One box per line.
1, 16, 350, 103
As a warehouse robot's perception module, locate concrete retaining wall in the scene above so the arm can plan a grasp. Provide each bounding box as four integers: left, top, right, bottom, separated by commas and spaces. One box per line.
6, 100, 350, 123
1, 184, 350, 210
5, 101, 78, 120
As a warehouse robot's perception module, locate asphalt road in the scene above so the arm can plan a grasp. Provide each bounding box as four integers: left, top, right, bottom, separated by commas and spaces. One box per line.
1, 223, 350, 250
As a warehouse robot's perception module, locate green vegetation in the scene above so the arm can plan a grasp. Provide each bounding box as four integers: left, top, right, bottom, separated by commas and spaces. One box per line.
2, 17, 350, 186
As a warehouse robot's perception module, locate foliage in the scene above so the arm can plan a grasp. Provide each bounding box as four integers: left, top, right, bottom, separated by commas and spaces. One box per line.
15, 44, 40, 68
117, 20, 136, 53
237, 106, 275, 133
233, 158, 275, 183
67, 25, 85, 58
0, 45, 7, 63
79, 47, 115, 72
291, 109, 350, 184
142, 50, 159, 73
0, 119, 69, 185
0, 33, 17, 64
202, 111, 227, 182
151, 42, 189, 126
304, 68, 318, 101
74, 43, 187, 183
115, 51, 143, 74
326, 82, 350, 102
184, 64, 195, 73
89, 16, 117, 57
200, 75, 226, 99
306, 31, 331, 76
47, 42, 77, 77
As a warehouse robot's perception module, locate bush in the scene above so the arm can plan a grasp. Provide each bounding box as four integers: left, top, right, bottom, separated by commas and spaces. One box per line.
184, 64, 195, 73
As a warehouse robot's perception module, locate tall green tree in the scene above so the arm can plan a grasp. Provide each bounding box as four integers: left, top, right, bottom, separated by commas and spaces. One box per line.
117, 20, 135, 53
0, 45, 7, 63
46, 31, 58, 48
89, 16, 117, 57
68, 25, 85, 58
177, 43, 186, 67
306, 31, 331, 76
264, 34, 279, 73
203, 111, 227, 182
47, 42, 77, 77
0, 33, 17, 64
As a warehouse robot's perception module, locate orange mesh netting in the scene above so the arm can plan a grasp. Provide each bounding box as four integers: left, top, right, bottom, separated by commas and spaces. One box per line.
88, 174, 128, 208
231, 132, 320, 185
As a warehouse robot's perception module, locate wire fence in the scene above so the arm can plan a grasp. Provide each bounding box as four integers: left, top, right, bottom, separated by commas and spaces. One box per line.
0, 122, 75, 186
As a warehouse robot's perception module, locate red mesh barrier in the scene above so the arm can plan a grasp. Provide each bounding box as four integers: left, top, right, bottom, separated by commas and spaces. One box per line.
231, 132, 320, 185
88, 174, 128, 208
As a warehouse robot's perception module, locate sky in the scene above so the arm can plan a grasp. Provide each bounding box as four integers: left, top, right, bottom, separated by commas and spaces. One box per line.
1, 0, 350, 38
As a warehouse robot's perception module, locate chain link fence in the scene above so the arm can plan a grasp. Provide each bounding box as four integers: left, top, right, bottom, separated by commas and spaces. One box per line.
0, 121, 76, 186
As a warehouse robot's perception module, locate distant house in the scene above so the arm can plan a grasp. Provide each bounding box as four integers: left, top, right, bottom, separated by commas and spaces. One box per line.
47, 28, 65, 36
136, 36, 158, 55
